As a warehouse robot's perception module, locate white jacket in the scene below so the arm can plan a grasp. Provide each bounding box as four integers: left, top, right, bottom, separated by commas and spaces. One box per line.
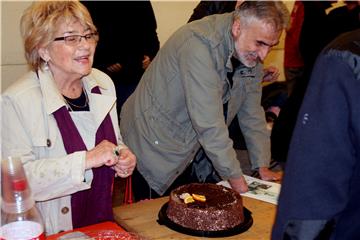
1, 68, 124, 235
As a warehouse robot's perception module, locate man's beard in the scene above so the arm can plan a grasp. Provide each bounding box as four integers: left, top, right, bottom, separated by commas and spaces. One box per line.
237, 51, 258, 68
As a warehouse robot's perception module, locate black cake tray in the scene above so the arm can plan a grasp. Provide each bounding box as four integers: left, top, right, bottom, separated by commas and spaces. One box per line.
157, 202, 253, 238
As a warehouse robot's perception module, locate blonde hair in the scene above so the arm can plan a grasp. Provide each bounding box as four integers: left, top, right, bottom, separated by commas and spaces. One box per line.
234, 1, 290, 33
20, 1, 97, 71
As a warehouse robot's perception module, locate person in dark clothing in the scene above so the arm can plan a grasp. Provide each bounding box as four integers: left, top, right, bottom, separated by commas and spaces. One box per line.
272, 28, 360, 240
283, 0, 305, 97
188, 1, 238, 23
271, 1, 333, 164
327, 1, 360, 43
299, 1, 333, 74
82, 1, 160, 115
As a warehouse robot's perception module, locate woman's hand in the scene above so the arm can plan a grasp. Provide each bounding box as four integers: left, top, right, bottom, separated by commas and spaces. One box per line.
85, 140, 119, 169
112, 148, 136, 178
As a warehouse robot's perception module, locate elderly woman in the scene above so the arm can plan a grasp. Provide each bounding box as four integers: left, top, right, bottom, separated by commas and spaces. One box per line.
1, 1, 136, 235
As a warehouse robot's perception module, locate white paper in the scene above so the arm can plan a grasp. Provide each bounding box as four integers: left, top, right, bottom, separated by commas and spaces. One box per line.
217, 175, 281, 205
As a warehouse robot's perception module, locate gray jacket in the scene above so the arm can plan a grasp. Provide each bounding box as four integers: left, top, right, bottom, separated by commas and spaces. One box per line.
120, 13, 270, 195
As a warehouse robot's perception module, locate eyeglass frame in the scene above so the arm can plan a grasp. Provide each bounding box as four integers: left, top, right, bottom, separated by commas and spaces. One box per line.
53, 32, 99, 46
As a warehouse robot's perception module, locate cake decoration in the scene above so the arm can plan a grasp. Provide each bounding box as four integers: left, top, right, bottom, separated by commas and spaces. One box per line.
191, 193, 206, 202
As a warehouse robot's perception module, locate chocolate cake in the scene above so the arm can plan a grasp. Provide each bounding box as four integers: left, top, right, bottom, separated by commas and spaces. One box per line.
166, 183, 244, 231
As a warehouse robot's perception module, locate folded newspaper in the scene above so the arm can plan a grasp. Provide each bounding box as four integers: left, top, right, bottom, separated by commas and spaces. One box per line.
217, 175, 281, 205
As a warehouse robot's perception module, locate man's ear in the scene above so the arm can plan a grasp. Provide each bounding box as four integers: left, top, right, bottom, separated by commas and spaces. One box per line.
231, 19, 241, 38
38, 47, 50, 62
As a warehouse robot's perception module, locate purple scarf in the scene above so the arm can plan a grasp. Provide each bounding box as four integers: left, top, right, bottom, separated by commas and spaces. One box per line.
53, 86, 116, 228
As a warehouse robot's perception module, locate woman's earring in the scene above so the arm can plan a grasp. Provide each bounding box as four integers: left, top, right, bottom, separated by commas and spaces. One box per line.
44, 61, 49, 70
44, 60, 49, 71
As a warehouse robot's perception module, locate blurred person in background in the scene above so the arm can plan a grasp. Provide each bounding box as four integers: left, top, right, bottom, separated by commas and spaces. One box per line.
271, 1, 334, 165
82, 0, 160, 116
327, 0, 360, 42
283, 0, 304, 96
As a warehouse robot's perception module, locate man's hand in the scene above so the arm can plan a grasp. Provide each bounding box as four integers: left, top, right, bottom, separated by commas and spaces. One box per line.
142, 55, 151, 69
229, 175, 249, 194
262, 66, 280, 83
258, 167, 282, 181
107, 63, 122, 73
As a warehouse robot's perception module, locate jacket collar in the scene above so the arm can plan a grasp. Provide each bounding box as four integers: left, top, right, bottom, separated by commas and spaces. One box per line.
208, 12, 236, 72
38, 68, 66, 115
224, 16, 236, 72
38, 68, 115, 128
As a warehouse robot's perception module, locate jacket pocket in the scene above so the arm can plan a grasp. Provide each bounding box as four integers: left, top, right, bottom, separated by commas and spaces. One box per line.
244, 78, 262, 93
144, 106, 194, 151
31, 121, 59, 158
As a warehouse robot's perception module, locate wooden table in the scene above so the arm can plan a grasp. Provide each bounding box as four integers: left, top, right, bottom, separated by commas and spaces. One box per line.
113, 196, 276, 239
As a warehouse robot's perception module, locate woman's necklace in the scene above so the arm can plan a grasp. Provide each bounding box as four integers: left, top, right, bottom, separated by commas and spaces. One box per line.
63, 87, 89, 111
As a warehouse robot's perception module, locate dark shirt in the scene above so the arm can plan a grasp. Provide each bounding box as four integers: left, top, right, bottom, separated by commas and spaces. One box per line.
327, 4, 360, 43
82, 1, 160, 113
188, 1, 236, 23
63, 90, 89, 112
82, 1, 160, 85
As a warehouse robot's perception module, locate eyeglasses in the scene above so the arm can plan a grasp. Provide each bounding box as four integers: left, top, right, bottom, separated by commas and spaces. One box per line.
53, 32, 99, 46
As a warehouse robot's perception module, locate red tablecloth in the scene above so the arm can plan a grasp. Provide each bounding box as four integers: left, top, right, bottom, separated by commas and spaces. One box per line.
46, 221, 125, 239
